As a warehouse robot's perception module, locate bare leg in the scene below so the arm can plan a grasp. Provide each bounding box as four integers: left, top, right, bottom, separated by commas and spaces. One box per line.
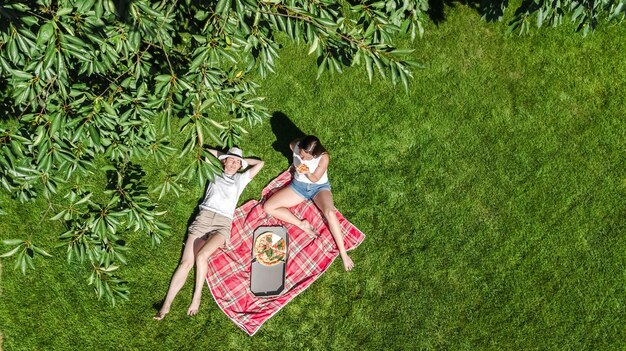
187, 233, 226, 316
313, 190, 354, 271
154, 235, 206, 320
263, 186, 314, 236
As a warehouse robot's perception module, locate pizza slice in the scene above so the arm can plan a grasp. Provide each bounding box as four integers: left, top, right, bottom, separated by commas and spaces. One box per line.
296, 163, 309, 173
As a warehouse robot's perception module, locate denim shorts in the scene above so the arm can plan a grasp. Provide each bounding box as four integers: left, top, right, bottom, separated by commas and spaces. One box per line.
290, 179, 331, 200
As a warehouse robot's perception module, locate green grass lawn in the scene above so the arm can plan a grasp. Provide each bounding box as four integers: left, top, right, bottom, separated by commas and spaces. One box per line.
1, 4, 625, 350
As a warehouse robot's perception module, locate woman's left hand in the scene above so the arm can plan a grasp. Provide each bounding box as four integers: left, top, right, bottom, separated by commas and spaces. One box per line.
296, 163, 309, 174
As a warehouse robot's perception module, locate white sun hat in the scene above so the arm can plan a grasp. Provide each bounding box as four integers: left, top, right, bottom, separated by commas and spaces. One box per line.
218, 147, 248, 169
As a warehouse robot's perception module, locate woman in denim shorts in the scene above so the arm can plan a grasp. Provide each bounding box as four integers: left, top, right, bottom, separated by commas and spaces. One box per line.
264, 135, 354, 271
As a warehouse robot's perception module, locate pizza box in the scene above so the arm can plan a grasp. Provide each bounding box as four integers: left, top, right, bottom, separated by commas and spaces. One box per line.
250, 225, 288, 297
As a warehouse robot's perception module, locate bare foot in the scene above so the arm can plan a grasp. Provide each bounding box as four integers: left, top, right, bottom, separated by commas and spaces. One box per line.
187, 300, 200, 316
298, 219, 316, 237
154, 306, 170, 320
341, 254, 354, 272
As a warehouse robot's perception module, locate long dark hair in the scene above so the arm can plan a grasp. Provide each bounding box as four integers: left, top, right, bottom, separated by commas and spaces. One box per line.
299, 135, 327, 157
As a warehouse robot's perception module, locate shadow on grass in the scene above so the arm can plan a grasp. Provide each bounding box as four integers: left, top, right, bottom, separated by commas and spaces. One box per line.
427, 0, 508, 24
270, 112, 306, 166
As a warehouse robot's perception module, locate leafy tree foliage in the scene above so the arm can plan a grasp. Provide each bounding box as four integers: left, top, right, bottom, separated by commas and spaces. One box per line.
503, 0, 626, 35
0, 0, 421, 304
0, 0, 623, 304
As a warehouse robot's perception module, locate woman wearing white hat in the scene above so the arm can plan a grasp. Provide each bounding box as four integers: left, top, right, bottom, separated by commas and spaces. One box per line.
155, 147, 264, 320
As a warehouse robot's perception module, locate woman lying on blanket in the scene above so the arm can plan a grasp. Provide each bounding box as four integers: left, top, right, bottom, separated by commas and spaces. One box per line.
154, 147, 264, 320
263, 135, 354, 271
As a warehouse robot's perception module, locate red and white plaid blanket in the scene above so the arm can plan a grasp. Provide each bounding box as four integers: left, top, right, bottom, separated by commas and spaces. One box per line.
205, 170, 366, 336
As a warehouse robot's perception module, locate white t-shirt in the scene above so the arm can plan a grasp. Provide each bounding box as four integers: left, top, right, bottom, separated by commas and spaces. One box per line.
293, 143, 328, 184
199, 170, 251, 219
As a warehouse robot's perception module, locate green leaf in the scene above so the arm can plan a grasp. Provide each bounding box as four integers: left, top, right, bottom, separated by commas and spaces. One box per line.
8, 3, 30, 12
364, 54, 374, 83
75, 193, 93, 205
372, 54, 386, 79
390, 48, 414, 56
316, 57, 327, 79
0, 245, 22, 258
308, 35, 319, 55
315, 18, 337, 28
135, 1, 162, 17
21, 16, 39, 26
390, 63, 398, 86
102, 265, 119, 272
189, 48, 209, 71
364, 22, 376, 38
57, 7, 73, 16
37, 22, 55, 46
32, 246, 53, 257
330, 57, 343, 73
11, 70, 33, 80
43, 42, 56, 70
399, 66, 409, 93
610, 2, 624, 20
50, 210, 67, 221
154, 75, 172, 82
17, 252, 27, 274
0, 55, 12, 73
101, 101, 117, 116
2, 239, 25, 246
216, 0, 231, 14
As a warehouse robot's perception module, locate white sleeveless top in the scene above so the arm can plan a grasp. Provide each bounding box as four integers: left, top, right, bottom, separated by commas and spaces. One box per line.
293, 143, 328, 184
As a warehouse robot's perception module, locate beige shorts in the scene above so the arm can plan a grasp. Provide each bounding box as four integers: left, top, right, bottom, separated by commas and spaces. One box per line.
188, 209, 232, 245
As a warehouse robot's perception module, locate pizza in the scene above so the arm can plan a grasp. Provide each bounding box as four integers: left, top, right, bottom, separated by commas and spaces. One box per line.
254, 232, 287, 266
296, 163, 309, 173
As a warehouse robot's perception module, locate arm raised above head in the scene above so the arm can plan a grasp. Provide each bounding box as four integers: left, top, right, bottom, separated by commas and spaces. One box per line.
244, 158, 264, 179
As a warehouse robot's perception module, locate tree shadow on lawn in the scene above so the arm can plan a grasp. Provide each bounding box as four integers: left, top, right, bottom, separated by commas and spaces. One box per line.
428, 0, 507, 24
270, 112, 306, 166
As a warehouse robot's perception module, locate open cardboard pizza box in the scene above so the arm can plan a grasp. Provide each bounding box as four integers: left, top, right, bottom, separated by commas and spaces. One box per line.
250, 225, 288, 297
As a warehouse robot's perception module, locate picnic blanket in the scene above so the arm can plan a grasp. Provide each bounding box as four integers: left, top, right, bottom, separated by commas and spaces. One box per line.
205, 170, 366, 336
